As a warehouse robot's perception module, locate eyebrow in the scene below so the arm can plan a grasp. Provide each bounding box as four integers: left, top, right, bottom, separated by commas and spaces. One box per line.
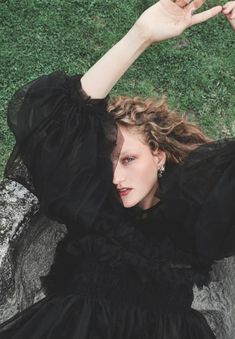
112, 149, 134, 159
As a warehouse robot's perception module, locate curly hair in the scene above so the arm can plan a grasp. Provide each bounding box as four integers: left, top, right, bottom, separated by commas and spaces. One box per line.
108, 96, 212, 165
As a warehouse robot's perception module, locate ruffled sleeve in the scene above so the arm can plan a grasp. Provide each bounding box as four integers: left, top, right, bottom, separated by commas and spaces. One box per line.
4, 72, 116, 234
157, 139, 235, 262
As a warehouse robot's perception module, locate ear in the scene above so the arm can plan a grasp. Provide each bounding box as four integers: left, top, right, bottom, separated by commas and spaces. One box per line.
152, 149, 166, 168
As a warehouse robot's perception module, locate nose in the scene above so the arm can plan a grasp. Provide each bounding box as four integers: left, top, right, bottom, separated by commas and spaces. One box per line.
112, 161, 125, 185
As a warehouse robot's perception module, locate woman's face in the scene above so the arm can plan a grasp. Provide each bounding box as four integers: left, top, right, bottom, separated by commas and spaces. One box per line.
112, 124, 166, 210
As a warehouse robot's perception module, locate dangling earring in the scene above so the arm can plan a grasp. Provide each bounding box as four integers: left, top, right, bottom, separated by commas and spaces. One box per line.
158, 165, 165, 178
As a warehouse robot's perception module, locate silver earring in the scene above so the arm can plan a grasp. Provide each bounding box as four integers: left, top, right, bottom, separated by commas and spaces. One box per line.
158, 165, 165, 178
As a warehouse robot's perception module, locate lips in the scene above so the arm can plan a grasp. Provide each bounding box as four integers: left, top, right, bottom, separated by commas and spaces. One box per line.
117, 188, 133, 197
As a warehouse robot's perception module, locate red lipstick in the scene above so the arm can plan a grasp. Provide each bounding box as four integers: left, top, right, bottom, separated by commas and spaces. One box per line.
117, 188, 133, 197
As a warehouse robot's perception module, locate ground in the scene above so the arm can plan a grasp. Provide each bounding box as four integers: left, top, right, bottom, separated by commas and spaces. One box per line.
0, 0, 235, 178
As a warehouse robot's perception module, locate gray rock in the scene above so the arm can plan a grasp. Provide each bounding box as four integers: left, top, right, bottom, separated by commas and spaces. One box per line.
0, 178, 66, 323
0, 177, 234, 338
192, 257, 235, 339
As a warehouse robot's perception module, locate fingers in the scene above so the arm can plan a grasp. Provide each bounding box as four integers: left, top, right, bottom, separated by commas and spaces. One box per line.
223, 2, 235, 13
191, 5, 222, 25
173, 0, 205, 11
222, 1, 235, 19
187, 0, 206, 12
174, 0, 191, 8
226, 12, 235, 19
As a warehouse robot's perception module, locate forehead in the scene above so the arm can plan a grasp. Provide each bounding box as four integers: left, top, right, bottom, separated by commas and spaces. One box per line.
112, 124, 146, 158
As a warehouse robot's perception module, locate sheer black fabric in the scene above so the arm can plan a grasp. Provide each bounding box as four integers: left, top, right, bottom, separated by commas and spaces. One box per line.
1, 72, 235, 338
5, 72, 117, 234
156, 139, 235, 261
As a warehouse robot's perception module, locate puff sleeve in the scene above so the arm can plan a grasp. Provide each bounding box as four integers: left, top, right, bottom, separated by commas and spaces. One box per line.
4, 72, 116, 233
157, 139, 235, 262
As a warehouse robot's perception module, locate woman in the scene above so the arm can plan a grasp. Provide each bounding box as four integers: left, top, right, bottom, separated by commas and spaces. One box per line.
1, 0, 235, 338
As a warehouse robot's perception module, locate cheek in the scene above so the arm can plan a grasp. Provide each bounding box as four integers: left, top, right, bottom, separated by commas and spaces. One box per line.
133, 160, 156, 185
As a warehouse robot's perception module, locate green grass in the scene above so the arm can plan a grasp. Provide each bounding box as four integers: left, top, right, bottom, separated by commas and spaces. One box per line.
1, 0, 235, 178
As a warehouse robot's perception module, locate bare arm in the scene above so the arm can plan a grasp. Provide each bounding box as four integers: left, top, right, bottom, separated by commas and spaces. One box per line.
81, 26, 150, 99
81, 0, 222, 99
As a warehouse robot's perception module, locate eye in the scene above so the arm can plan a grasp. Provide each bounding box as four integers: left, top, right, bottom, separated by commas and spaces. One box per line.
122, 156, 135, 165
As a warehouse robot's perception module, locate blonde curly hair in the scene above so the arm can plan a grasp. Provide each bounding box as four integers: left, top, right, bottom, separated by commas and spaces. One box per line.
108, 96, 212, 165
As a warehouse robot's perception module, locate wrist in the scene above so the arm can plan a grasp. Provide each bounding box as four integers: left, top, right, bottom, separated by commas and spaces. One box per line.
124, 23, 152, 54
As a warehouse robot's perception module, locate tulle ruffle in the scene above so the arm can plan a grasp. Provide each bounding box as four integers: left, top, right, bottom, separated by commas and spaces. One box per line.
5, 72, 117, 233
0, 294, 216, 339
155, 138, 235, 262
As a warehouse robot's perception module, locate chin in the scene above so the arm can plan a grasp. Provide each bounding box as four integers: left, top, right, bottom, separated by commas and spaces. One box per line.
121, 198, 139, 209
123, 204, 134, 209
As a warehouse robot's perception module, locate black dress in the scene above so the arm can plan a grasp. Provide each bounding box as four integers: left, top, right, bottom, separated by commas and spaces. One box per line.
1, 72, 235, 339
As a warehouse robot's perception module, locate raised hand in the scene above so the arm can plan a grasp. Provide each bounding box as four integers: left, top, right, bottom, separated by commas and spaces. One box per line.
223, 1, 235, 30
81, 0, 222, 98
135, 0, 222, 43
